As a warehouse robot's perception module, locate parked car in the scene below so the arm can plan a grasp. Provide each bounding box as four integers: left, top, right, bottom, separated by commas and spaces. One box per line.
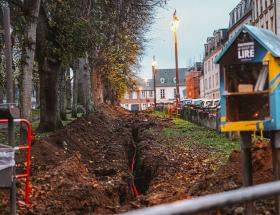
191, 99, 203, 107
180, 99, 192, 106
191, 99, 212, 108
202, 99, 213, 108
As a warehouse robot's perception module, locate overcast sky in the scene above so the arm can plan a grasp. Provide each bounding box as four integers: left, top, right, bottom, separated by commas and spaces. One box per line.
139, 0, 241, 79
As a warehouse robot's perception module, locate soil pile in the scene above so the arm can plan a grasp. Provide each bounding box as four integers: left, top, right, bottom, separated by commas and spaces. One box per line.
0, 106, 276, 215
19, 106, 218, 214
188, 139, 274, 214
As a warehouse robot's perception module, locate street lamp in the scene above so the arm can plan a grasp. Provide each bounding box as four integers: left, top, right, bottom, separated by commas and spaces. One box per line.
172, 10, 180, 109
152, 56, 157, 109
143, 77, 149, 109
138, 86, 143, 111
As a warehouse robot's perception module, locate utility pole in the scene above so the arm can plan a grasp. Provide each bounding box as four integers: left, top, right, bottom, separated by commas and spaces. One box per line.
152, 56, 157, 109
172, 10, 180, 109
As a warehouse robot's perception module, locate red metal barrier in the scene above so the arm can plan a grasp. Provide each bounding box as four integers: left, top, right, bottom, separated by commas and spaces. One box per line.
0, 119, 34, 206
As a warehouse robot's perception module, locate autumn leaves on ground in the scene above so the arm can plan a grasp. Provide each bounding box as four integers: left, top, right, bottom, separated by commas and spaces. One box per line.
0, 106, 274, 214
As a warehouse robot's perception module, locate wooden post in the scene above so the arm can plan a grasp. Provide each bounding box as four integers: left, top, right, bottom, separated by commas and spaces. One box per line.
271, 131, 280, 214
240, 131, 255, 215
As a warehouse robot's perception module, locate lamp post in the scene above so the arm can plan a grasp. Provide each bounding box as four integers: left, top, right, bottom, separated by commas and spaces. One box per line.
138, 87, 142, 111
172, 10, 180, 109
152, 56, 157, 110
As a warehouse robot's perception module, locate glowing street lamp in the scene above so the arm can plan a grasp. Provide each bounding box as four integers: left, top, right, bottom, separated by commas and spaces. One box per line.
172, 10, 180, 110
152, 56, 157, 109
171, 12, 179, 33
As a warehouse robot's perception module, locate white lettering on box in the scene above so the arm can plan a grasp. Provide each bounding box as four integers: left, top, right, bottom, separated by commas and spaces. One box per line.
237, 42, 255, 61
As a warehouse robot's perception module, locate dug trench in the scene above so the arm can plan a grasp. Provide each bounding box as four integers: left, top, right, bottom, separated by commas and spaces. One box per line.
0, 106, 181, 214
130, 123, 157, 196
0, 105, 276, 214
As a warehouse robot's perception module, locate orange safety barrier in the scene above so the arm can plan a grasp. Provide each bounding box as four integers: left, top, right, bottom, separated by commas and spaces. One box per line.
0, 119, 35, 206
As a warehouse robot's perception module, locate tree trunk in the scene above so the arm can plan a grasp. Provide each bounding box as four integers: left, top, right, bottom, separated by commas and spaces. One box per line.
59, 68, 67, 120
0, 87, 4, 104
38, 58, 63, 131
103, 80, 116, 105
91, 67, 104, 106
72, 67, 78, 118
66, 68, 72, 110
77, 57, 93, 113
34, 81, 40, 108
20, 0, 41, 120
36, 6, 62, 132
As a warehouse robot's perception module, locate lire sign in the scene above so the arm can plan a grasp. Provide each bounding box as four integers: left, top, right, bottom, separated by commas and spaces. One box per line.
237, 42, 255, 61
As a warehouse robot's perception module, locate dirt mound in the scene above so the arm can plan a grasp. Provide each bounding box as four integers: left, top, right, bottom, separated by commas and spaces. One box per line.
1, 106, 275, 214
188, 139, 274, 214
25, 106, 216, 214
30, 109, 135, 214
189, 139, 272, 196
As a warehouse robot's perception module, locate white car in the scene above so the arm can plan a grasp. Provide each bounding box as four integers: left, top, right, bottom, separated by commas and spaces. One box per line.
191, 99, 203, 107
180, 99, 192, 106
202, 99, 213, 108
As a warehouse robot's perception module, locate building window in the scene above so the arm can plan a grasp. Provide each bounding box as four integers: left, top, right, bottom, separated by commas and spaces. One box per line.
256, 0, 259, 18
160, 89, 165, 99
174, 88, 176, 98
215, 73, 218, 86
149, 91, 153, 97
146, 81, 150, 87
160, 78, 165, 84
141, 91, 146, 98
209, 77, 211, 89
266, 21, 269, 29
271, 16, 274, 32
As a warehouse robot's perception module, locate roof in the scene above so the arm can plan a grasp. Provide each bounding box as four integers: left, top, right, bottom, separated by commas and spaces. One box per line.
155, 68, 187, 87
229, 0, 252, 29
135, 78, 154, 91
215, 25, 280, 64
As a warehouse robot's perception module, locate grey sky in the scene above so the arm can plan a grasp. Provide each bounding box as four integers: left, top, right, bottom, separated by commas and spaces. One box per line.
139, 0, 241, 79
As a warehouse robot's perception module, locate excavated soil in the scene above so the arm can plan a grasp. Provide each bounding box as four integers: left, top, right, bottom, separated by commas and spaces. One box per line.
188, 139, 274, 215
0, 106, 276, 214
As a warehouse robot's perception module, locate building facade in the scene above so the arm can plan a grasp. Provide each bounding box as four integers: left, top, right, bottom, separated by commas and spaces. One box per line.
251, 0, 279, 35
186, 63, 202, 99
155, 68, 187, 103
203, 29, 228, 99
121, 78, 154, 111
199, 76, 205, 98
228, 0, 252, 39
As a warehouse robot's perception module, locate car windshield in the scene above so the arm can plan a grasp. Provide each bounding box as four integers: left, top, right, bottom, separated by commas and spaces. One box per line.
194, 100, 203, 105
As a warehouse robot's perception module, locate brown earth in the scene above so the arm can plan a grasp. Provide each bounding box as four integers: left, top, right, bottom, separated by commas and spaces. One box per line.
188, 139, 274, 214
0, 106, 276, 214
